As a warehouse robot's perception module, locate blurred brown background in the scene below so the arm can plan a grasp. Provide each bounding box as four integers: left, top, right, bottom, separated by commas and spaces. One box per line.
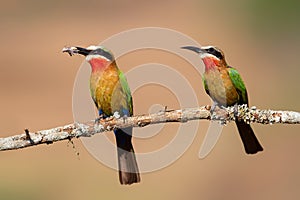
1, 0, 300, 199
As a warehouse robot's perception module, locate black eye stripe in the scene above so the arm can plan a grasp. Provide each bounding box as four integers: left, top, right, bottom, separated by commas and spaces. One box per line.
207, 47, 223, 59
90, 48, 114, 61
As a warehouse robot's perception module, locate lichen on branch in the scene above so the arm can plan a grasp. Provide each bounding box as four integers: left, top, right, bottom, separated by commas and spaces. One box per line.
0, 105, 299, 151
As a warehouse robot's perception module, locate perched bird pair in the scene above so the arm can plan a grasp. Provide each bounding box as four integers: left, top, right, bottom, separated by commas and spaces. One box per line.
63, 44, 263, 185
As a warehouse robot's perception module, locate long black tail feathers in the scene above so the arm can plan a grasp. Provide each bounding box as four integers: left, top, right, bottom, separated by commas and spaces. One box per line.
115, 128, 140, 185
235, 120, 263, 154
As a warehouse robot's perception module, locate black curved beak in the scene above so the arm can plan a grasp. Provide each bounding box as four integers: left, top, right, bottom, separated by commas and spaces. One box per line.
62, 46, 91, 56
181, 46, 203, 54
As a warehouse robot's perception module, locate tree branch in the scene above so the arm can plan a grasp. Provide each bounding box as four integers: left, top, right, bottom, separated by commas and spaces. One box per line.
0, 105, 299, 151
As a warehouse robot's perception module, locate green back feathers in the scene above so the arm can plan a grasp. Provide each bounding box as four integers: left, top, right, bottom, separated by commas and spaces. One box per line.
118, 70, 133, 115
228, 67, 248, 105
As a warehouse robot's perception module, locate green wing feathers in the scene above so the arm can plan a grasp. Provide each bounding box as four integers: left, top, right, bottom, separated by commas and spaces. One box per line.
202, 76, 209, 95
228, 67, 248, 105
118, 70, 133, 115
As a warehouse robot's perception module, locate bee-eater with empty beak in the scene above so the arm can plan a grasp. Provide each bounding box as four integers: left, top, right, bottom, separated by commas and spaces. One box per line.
63, 46, 140, 185
182, 45, 263, 154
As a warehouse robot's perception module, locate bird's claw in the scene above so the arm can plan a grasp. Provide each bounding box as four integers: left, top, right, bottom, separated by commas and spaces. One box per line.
209, 103, 229, 125
95, 115, 104, 124
233, 104, 239, 117
209, 102, 219, 119
122, 115, 128, 123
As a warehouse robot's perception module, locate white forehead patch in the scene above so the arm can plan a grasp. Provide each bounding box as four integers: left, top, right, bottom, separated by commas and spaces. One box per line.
201, 45, 215, 50
86, 54, 110, 62
86, 45, 102, 50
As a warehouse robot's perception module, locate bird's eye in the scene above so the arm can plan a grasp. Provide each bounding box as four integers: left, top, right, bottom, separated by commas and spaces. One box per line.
208, 48, 214, 53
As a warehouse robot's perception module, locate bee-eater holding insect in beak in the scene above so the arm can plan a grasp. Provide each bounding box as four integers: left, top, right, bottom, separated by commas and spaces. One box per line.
182, 45, 263, 154
63, 46, 140, 184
